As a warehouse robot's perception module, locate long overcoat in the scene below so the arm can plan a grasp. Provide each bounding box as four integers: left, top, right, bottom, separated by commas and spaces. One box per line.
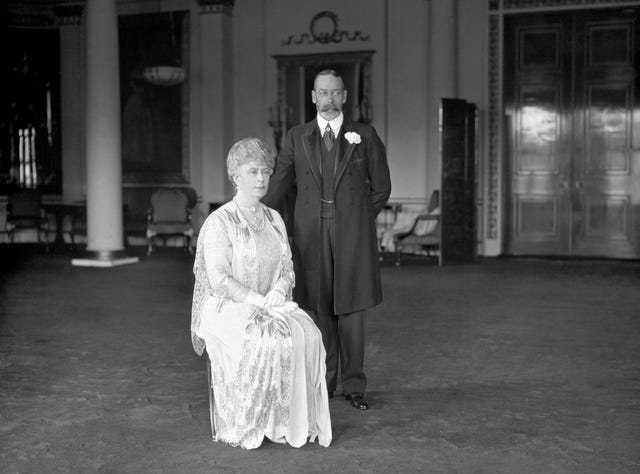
263, 117, 391, 315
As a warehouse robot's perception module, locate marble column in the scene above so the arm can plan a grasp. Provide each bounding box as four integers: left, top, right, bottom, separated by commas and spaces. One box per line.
72, 0, 138, 267
426, 0, 458, 195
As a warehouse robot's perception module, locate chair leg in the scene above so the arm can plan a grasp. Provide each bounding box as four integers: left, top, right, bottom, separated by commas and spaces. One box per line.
147, 236, 154, 256
42, 228, 50, 253
206, 356, 216, 440
395, 245, 401, 267
187, 235, 194, 255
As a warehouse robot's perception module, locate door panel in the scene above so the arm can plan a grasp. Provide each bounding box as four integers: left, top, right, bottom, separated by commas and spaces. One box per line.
505, 15, 571, 255
505, 8, 640, 259
573, 12, 640, 258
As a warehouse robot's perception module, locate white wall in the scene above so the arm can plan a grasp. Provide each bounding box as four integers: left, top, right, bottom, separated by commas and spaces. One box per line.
232, 0, 270, 145
386, 0, 429, 203
54, 0, 491, 249
458, 0, 488, 251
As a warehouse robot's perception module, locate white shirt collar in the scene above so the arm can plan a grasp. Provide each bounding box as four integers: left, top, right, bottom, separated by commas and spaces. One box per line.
317, 113, 344, 136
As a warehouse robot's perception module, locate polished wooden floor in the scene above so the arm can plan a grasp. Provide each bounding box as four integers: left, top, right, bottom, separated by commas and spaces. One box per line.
1, 246, 639, 473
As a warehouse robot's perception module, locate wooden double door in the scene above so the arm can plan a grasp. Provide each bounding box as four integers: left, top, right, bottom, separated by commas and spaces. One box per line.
504, 8, 640, 259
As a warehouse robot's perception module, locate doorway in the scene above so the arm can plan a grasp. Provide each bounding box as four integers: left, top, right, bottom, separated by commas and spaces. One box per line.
272, 51, 374, 150
504, 8, 640, 259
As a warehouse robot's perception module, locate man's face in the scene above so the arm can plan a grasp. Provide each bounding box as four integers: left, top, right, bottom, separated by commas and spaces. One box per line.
312, 74, 347, 121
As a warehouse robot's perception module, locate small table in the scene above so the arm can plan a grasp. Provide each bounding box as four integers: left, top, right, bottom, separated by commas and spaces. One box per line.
42, 198, 86, 251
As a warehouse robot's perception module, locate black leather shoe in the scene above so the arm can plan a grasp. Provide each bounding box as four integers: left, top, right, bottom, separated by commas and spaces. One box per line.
344, 392, 369, 410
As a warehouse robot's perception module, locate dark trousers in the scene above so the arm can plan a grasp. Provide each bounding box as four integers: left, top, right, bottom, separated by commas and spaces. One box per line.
313, 213, 367, 394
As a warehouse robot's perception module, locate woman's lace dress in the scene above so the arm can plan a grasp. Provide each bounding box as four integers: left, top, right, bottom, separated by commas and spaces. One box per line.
191, 200, 331, 449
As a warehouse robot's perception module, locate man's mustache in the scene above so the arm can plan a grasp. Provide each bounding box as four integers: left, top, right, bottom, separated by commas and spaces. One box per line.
321, 104, 339, 111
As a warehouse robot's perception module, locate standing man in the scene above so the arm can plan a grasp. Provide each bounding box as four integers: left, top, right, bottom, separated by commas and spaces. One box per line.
263, 70, 391, 410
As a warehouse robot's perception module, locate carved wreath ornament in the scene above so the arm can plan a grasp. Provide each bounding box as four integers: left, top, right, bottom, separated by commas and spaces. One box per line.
282, 10, 370, 45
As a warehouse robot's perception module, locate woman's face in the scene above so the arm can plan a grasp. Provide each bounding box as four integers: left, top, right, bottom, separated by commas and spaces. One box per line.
234, 160, 272, 200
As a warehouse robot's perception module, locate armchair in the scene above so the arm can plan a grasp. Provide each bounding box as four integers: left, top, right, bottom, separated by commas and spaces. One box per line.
6, 189, 50, 251
146, 187, 195, 256
394, 190, 440, 266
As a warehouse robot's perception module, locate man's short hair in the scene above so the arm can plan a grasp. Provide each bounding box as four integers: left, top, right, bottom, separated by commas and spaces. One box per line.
314, 69, 343, 89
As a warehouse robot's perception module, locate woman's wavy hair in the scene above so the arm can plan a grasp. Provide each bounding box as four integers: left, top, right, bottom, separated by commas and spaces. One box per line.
226, 137, 274, 185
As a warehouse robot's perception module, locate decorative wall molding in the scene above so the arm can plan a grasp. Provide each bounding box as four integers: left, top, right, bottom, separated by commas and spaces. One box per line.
282, 11, 370, 46
2, 3, 87, 27
198, 0, 234, 15
1, 5, 56, 27
490, 0, 638, 10
487, 14, 501, 241
53, 5, 83, 26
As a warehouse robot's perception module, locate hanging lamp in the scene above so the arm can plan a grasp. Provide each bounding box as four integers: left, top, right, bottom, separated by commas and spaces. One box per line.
143, 11, 186, 86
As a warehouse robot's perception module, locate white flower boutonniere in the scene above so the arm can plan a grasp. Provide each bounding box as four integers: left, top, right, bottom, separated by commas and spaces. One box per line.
344, 132, 362, 144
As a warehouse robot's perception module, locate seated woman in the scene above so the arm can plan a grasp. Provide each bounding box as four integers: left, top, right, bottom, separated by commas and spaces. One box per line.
190, 137, 332, 449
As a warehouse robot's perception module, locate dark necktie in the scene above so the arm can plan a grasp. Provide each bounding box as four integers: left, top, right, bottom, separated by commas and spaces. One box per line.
323, 124, 335, 151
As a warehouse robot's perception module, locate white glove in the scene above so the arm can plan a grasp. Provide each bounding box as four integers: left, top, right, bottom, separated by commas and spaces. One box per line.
264, 289, 286, 308
244, 291, 266, 308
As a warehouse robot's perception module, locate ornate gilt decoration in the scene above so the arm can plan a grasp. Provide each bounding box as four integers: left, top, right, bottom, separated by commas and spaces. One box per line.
282, 11, 370, 46
487, 14, 500, 240
491, 0, 634, 9
1, 4, 55, 27
198, 0, 234, 15
53, 5, 83, 26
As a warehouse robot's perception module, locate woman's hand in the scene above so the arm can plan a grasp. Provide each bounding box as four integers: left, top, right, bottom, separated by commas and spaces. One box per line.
264, 289, 286, 308
244, 291, 266, 308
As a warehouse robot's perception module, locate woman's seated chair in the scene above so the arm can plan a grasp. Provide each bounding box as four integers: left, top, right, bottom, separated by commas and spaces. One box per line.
394, 189, 440, 266
146, 187, 195, 255
206, 355, 216, 440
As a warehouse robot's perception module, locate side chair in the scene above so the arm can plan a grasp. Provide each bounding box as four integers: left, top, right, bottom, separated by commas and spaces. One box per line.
394, 189, 440, 266
6, 189, 50, 251
146, 187, 195, 256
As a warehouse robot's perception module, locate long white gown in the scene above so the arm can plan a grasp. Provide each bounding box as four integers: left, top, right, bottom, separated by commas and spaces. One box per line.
190, 199, 332, 449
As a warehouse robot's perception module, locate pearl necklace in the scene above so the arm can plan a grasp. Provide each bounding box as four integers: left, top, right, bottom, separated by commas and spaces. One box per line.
236, 200, 264, 230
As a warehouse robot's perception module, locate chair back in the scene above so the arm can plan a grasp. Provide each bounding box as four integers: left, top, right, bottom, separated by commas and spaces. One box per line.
8, 190, 42, 218
150, 188, 190, 223
427, 189, 440, 214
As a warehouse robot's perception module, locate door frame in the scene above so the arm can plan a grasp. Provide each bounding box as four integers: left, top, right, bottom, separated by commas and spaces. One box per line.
486, 0, 640, 258
272, 51, 374, 151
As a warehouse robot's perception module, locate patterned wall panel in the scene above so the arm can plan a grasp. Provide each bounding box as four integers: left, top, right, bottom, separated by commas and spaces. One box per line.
487, 14, 500, 240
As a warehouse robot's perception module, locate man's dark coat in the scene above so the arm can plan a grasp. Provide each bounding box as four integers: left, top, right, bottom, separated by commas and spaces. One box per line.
263, 117, 391, 315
